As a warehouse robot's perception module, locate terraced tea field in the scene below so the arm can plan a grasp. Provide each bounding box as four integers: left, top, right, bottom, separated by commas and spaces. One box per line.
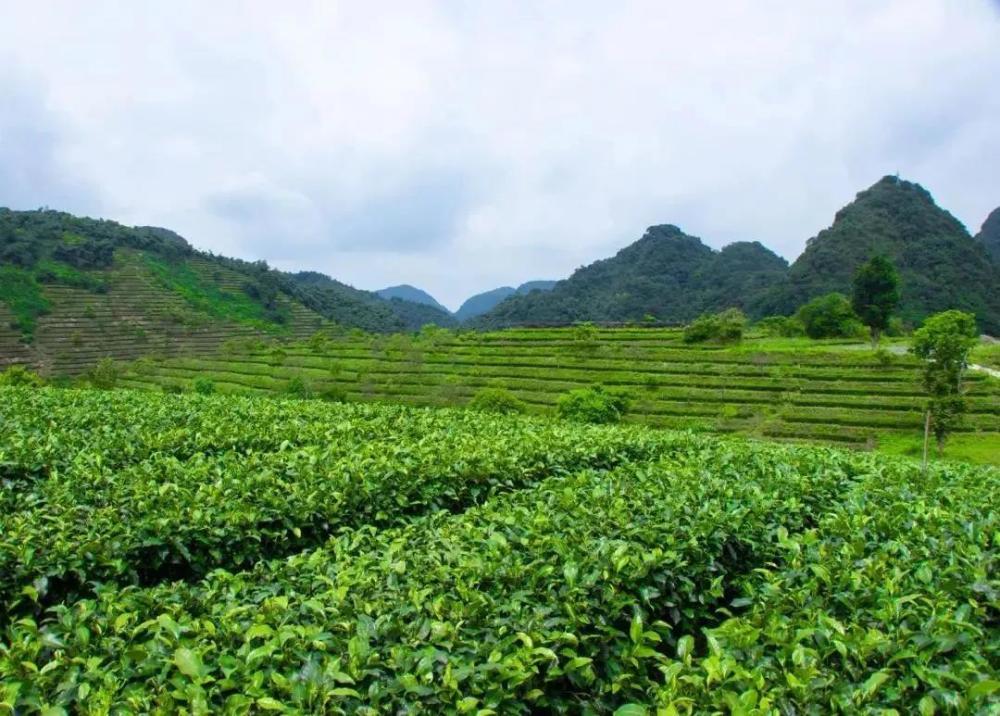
1, 387, 997, 713
0, 250, 323, 375
119, 327, 1000, 458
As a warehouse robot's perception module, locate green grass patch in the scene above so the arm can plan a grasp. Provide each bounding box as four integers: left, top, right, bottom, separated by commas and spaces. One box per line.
144, 256, 287, 330
33, 259, 108, 293
0, 266, 51, 339
877, 431, 1000, 466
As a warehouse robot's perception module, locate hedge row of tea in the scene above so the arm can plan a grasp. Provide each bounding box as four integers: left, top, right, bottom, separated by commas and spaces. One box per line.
0, 387, 997, 713
118, 328, 1000, 448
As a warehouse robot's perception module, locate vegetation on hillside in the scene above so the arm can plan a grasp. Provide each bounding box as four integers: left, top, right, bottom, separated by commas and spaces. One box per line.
475, 227, 788, 327
772, 176, 1000, 333
975, 206, 1000, 261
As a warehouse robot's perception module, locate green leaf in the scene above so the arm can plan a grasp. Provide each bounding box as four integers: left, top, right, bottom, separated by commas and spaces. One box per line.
613, 705, 648, 716
173, 647, 204, 679
968, 680, 1000, 700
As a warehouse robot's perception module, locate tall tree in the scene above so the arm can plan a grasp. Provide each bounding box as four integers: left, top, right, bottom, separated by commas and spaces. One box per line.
910, 310, 978, 455
852, 255, 900, 347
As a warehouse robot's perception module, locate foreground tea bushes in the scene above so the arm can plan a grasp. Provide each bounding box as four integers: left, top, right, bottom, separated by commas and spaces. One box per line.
0, 387, 687, 616
653, 460, 1000, 714
1, 440, 868, 713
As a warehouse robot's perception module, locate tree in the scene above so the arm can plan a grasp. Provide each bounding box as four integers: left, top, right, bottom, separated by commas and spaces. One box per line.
852, 255, 900, 347
683, 308, 746, 344
794, 293, 862, 339
910, 310, 978, 454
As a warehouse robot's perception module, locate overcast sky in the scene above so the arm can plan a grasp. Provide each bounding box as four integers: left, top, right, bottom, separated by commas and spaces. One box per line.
1, 1, 998, 309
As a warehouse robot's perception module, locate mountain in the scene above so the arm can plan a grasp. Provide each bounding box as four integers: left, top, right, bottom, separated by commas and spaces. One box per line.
474, 226, 787, 328
0, 208, 452, 375
975, 207, 1000, 262
770, 176, 1000, 333
453, 280, 557, 322
375, 284, 450, 313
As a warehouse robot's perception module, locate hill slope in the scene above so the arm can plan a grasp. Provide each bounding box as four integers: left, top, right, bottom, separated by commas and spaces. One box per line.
376, 284, 450, 313
0, 209, 451, 373
474, 226, 787, 327
975, 206, 1000, 262
455, 280, 558, 322
771, 176, 1000, 332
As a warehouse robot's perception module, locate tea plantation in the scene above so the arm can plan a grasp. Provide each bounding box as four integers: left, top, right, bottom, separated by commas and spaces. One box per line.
1, 387, 997, 713
118, 327, 1000, 461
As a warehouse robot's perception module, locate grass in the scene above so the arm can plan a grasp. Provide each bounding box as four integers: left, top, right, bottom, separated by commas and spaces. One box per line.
0, 266, 51, 340
876, 430, 1000, 466
144, 255, 289, 330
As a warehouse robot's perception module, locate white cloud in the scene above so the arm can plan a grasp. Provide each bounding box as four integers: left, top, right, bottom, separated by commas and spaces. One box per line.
0, 0, 997, 309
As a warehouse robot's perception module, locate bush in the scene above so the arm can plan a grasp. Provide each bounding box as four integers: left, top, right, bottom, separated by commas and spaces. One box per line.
193, 377, 216, 395
88, 358, 119, 390
755, 315, 805, 337
683, 308, 746, 344
284, 376, 311, 399
161, 383, 184, 394
794, 293, 864, 339
0, 364, 44, 387
468, 387, 527, 415
556, 385, 628, 424
319, 385, 347, 403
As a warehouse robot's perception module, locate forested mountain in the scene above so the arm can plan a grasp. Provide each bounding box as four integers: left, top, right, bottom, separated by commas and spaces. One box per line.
375, 284, 450, 313
0, 209, 458, 373
768, 176, 1000, 333
976, 207, 1000, 262
454, 280, 557, 321
473, 226, 787, 328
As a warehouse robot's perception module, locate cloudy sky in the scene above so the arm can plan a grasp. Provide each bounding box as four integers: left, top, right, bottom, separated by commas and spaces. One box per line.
1, 1, 998, 309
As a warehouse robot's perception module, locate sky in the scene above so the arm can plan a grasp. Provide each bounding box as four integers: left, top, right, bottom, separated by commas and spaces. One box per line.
1, 1, 998, 310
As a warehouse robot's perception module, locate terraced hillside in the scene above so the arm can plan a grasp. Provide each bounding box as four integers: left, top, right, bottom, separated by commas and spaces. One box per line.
119, 327, 1000, 458
0, 249, 323, 375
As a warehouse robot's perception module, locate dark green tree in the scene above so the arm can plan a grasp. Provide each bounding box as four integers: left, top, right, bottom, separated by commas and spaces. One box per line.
910, 310, 978, 454
852, 255, 900, 347
794, 293, 862, 339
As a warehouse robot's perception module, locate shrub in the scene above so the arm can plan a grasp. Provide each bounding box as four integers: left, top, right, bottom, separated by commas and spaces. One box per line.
319, 385, 347, 403
469, 387, 527, 415
284, 376, 311, 399
795, 293, 864, 339
88, 358, 119, 390
573, 322, 598, 343
556, 385, 628, 424
193, 377, 216, 395
683, 308, 746, 344
0, 365, 44, 387
161, 383, 184, 394
755, 315, 805, 337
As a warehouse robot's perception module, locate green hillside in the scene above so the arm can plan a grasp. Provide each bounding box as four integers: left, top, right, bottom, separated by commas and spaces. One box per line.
773, 176, 1000, 332
117, 326, 1000, 463
475, 226, 788, 328
975, 206, 1000, 261
0, 209, 455, 373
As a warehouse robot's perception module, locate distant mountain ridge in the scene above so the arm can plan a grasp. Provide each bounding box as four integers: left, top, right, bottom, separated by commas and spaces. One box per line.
474, 226, 787, 328
375, 284, 450, 314
454, 280, 557, 321
476, 176, 1000, 333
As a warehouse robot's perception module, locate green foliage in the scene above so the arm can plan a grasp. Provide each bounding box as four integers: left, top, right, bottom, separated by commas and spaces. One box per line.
557, 385, 629, 424
192, 377, 215, 395
0, 389, 993, 713
0, 365, 44, 387
33, 259, 109, 293
683, 308, 746, 344
573, 321, 598, 343
852, 254, 900, 346
0, 266, 50, 339
319, 385, 348, 403
468, 387, 527, 415
777, 176, 1000, 334
911, 310, 979, 450
755, 315, 805, 337
795, 292, 863, 339
475, 227, 788, 328
87, 357, 120, 390
283, 375, 312, 399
